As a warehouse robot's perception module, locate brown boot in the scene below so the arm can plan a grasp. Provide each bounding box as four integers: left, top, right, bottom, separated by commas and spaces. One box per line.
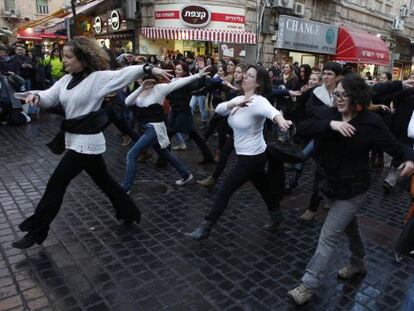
197, 176, 216, 187
138, 149, 153, 163
300, 209, 316, 221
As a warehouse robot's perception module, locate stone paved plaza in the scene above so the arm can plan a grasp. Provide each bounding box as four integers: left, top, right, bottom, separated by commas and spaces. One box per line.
0, 113, 413, 310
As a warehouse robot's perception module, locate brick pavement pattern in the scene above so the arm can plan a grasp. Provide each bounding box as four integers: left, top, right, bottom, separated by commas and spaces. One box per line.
0, 113, 413, 310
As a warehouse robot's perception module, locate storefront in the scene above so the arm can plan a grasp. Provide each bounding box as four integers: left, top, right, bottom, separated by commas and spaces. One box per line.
275, 15, 338, 68
93, 8, 136, 53
333, 26, 390, 78
393, 36, 414, 80
16, 28, 66, 51
140, 4, 256, 61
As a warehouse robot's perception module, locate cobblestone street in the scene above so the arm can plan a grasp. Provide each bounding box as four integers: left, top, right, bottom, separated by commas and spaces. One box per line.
0, 113, 413, 311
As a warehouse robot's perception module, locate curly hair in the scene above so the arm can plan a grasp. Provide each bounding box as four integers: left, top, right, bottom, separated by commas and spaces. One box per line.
65, 36, 110, 72
339, 74, 372, 111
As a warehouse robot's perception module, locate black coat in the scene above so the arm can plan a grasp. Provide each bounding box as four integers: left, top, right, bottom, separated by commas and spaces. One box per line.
297, 107, 414, 199
166, 77, 206, 133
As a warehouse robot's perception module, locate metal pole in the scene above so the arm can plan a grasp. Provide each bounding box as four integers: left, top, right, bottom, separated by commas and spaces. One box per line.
256, 0, 269, 63
69, 0, 77, 39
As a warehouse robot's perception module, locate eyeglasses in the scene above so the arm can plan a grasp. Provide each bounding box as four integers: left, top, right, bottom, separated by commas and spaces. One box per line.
333, 91, 349, 100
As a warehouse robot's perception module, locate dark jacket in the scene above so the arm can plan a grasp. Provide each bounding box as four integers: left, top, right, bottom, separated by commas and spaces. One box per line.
297, 107, 414, 199
166, 76, 206, 133
0, 56, 19, 75
13, 55, 33, 79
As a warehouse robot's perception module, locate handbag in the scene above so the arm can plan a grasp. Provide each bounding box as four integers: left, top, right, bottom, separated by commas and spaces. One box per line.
267, 126, 305, 164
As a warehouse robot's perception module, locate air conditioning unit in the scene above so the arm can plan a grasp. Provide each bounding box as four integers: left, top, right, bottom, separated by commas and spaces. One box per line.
392, 18, 404, 31
269, 0, 294, 9
400, 6, 409, 17
294, 3, 305, 16
271, 34, 278, 41
5, 8, 19, 17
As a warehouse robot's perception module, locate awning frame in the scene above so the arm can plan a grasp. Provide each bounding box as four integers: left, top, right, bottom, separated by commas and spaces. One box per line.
141, 27, 256, 45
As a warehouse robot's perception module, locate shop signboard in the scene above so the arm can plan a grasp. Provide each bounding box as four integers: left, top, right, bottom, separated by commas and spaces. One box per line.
154, 4, 245, 31
180, 5, 211, 28
276, 15, 338, 55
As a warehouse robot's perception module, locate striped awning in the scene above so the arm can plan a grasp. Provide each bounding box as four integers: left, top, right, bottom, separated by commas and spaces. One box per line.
142, 27, 256, 44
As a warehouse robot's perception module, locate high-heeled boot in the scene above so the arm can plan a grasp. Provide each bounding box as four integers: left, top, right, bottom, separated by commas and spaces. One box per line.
12, 231, 48, 249
184, 220, 215, 241
264, 209, 284, 231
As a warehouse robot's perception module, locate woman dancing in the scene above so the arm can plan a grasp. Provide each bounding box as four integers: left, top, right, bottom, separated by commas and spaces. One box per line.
288, 74, 414, 305
121, 65, 212, 193
185, 65, 292, 241
12, 37, 172, 249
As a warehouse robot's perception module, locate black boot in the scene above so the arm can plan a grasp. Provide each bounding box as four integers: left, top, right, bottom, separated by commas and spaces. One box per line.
264, 209, 284, 231
184, 220, 215, 241
12, 231, 48, 249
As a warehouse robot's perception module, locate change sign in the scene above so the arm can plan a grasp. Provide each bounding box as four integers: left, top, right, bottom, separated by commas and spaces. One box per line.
276, 15, 338, 55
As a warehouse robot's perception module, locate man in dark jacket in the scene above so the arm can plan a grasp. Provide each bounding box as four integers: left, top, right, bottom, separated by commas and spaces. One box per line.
0, 44, 19, 75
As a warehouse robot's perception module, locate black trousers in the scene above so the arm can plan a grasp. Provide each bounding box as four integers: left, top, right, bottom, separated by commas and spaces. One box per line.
212, 137, 234, 179
19, 150, 140, 236
104, 103, 138, 141
206, 151, 283, 222
167, 128, 214, 161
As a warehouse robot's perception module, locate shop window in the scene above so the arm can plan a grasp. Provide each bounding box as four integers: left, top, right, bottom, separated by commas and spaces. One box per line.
4, 0, 15, 11
36, 0, 48, 14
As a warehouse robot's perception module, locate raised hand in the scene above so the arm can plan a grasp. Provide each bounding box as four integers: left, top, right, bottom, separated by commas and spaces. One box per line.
151, 67, 174, 82
330, 121, 356, 137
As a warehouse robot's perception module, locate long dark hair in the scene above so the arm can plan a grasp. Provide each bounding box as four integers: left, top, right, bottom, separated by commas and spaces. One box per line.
299, 64, 311, 86
248, 65, 272, 96
177, 61, 190, 77
65, 36, 110, 73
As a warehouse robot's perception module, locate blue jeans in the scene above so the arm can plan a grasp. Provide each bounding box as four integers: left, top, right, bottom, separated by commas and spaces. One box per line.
190, 95, 208, 122
121, 124, 189, 191
175, 133, 185, 145
24, 79, 32, 91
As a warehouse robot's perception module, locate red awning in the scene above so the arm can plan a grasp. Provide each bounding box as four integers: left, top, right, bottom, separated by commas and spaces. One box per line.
141, 27, 256, 45
17, 28, 67, 40
333, 27, 389, 66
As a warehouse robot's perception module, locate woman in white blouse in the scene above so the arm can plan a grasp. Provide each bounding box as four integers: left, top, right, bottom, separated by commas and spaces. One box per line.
12, 37, 172, 249
186, 65, 292, 241
121, 66, 211, 192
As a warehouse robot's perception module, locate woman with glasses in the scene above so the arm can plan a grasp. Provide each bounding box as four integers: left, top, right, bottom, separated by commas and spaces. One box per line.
288, 74, 414, 305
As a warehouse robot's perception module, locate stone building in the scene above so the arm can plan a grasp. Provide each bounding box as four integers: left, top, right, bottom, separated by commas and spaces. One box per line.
0, 0, 66, 32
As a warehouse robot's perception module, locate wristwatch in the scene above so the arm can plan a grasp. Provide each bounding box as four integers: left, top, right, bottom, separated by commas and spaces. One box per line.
143, 63, 155, 74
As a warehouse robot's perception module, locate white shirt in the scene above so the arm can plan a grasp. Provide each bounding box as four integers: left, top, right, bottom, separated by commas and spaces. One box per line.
408, 110, 414, 148
30, 65, 145, 154
125, 74, 202, 148
216, 95, 281, 155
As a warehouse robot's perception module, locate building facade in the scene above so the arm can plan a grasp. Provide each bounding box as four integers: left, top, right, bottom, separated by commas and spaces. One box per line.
0, 0, 66, 32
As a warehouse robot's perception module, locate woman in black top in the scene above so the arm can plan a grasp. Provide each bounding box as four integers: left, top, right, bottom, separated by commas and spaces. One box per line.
166, 62, 215, 164
288, 74, 414, 305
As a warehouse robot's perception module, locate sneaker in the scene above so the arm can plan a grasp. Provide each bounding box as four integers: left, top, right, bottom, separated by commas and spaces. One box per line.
172, 143, 187, 151
176, 174, 193, 186
337, 264, 366, 280
300, 210, 316, 221
287, 283, 314, 305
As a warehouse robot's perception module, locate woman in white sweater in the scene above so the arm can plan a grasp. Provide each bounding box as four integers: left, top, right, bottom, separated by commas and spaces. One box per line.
185, 65, 292, 241
12, 37, 172, 249
121, 66, 211, 192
